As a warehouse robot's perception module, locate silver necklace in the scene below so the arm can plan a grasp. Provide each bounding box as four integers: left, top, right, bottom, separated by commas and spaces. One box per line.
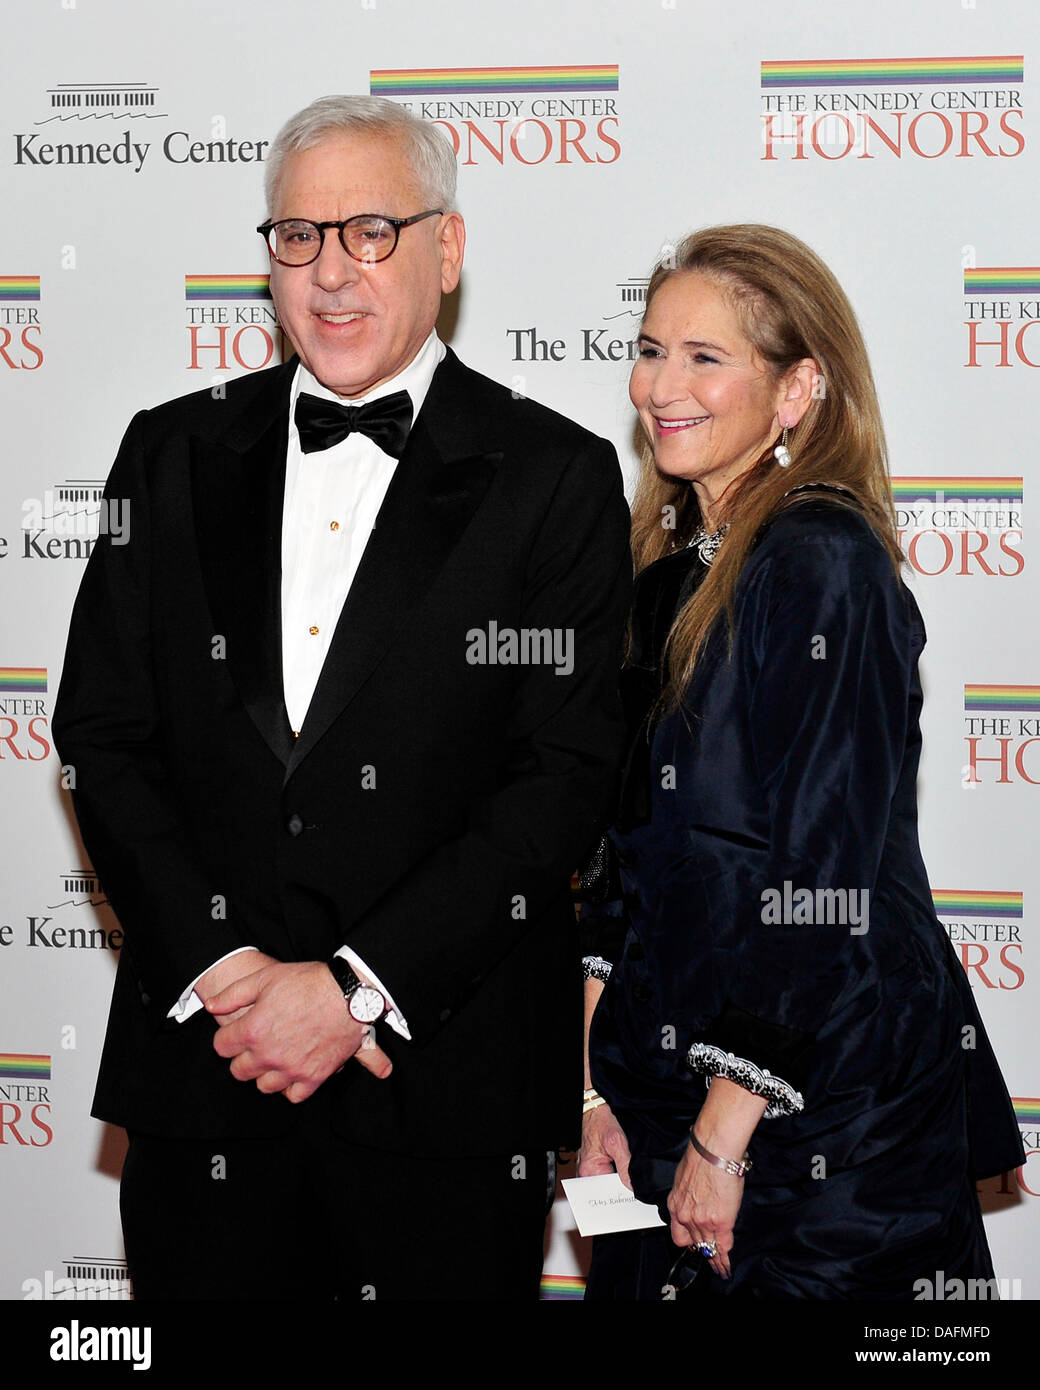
687, 523, 729, 566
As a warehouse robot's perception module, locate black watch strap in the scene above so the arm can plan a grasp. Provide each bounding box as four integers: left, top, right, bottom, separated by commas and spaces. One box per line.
327, 954, 362, 998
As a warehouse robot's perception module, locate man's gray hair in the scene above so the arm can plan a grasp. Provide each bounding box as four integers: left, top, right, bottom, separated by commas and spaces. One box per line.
264, 95, 458, 215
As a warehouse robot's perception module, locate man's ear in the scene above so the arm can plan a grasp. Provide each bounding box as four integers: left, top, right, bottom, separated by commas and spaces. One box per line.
439, 212, 466, 294
780, 357, 821, 428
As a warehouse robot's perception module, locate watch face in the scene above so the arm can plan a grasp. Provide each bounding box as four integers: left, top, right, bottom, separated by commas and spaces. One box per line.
348, 986, 385, 1024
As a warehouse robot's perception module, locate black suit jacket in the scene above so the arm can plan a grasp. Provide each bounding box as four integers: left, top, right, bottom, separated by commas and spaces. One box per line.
53, 348, 631, 1154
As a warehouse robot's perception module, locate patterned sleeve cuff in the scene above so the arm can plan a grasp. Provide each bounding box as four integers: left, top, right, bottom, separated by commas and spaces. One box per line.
686, 1041, 805, 1118
582, 955, 613, 982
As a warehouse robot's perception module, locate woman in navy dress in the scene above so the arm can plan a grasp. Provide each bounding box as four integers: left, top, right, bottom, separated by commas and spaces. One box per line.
579, 225, 1022, 1299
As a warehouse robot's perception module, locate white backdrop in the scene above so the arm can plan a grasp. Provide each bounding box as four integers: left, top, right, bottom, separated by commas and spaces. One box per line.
1, 0, 1037, 1303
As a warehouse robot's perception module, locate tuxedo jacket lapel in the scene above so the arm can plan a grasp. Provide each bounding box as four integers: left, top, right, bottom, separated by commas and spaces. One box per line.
191, 362, 296, 768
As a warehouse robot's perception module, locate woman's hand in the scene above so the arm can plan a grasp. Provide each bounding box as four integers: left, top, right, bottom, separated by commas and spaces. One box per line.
578, 1099, 633, 1190
667, 1076, 766, 1279
667, 1138, 743, 1280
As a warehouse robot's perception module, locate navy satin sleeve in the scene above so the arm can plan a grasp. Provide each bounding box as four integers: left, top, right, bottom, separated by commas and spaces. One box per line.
696, 518, 917, 1085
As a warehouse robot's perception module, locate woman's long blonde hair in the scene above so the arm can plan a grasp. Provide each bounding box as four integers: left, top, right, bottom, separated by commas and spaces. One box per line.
629, 224, 900, 707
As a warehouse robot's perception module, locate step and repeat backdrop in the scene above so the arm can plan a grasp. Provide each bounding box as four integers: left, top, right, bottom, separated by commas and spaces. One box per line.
1, 0, 1037, 1302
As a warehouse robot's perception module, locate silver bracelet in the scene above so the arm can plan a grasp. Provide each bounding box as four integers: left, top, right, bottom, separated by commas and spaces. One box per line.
689, 1129, 753, 1178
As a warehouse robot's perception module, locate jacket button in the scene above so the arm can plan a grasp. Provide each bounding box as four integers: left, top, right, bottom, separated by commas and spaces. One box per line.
633, 983, 651, 1003
627, 942, 645, 962
439, 1008, 452, 1023
286, 813, 305, 837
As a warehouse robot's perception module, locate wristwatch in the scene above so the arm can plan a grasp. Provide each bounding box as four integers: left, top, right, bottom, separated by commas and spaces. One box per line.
327, 955, 388, 1025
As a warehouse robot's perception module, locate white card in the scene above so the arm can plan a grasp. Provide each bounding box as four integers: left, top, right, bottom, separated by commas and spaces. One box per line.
562, 1173, 667, 1237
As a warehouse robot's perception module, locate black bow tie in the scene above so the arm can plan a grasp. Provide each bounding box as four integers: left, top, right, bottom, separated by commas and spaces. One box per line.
294, 390, 413, 459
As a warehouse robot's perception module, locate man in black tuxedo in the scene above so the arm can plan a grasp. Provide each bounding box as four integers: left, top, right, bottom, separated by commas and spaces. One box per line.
53, 95, 630, 1300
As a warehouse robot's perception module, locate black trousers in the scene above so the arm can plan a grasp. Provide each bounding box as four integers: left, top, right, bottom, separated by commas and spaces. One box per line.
121, 1096, 552, 1301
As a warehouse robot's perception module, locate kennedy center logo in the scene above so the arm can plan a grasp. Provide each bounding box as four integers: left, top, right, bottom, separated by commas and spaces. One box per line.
607, 278, 649, 320
4, 866, 122, 955
761, 56, 1024, 162
964, 266, 1040, 367
964, 685, 1040, 785
23, 1256, 131, 1301
13, 81, 269, 174
49, 868, 107, 912
184, 275, 281, 375
976, 1097, 1039, 1201
21, 477, 110, 561
0, 1053, 53, 1147
892, 477, 1023, 577
0, 668, 50, 761
935, 890, 1024, 991
507, 269, 652, 368
0, 276, 42, 370
372, 65, 621, 166
38, 82, 165, 119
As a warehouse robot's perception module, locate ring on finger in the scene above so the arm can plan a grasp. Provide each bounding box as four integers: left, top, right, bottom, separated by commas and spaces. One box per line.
696, 1240, 718, 1258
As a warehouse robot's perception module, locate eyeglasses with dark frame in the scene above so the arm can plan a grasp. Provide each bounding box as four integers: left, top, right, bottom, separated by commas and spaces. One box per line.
256, 210, 444, 267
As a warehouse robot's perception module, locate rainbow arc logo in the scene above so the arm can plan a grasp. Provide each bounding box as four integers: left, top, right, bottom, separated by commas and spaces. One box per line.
1014, 1099, 1040, 1127
933, 891, 1022, 918
184, 276, 270, 302
0, 277, 40, 302
371, 65, 618, 96
762, 56, 1023, 88
540, 1273, 585, 1299
0, 1053, 51, 1080
0, 668, 47, 693
891, 477, 1022, 504
965, 686, 1040, 713
965, 268, 1040, 295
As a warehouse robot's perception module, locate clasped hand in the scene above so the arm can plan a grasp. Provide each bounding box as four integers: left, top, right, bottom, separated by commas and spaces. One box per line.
203, 956, 393, 1104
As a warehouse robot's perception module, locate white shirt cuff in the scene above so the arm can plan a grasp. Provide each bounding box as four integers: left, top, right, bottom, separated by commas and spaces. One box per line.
169, 946, 260, 1023
335, 946, 411, 1040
